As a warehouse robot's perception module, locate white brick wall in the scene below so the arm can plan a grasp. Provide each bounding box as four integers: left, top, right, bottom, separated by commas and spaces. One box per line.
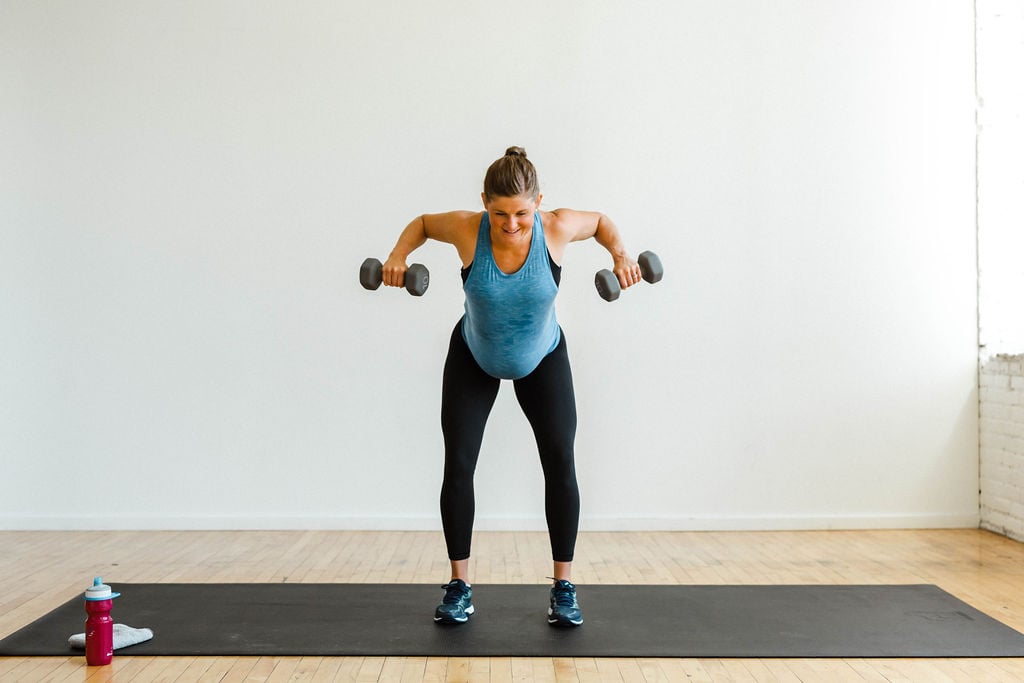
980, 355, 1024, 541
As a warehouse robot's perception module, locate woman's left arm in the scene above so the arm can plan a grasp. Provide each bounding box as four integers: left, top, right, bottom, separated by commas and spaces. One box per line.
549, 209, 643, 289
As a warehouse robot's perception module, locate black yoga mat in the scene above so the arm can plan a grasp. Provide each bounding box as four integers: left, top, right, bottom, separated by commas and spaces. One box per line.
3, 583, 1024, 658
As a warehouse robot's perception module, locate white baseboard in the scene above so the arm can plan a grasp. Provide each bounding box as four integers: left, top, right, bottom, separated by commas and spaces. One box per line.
0, 512, 981, 532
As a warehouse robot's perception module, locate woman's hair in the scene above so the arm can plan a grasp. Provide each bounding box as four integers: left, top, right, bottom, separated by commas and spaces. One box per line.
483, 146, 539, 201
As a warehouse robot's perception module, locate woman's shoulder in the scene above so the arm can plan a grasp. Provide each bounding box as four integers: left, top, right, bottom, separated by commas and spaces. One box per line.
424, 210, 482, 225
541, 208, 595, 244
422, 210, 483, 242
422, 210, 482, 265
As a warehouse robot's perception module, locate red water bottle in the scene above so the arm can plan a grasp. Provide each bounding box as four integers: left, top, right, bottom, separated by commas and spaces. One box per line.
84, 577, 120, 666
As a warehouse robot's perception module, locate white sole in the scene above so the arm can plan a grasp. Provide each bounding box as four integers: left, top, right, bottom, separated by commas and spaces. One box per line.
434, 604, 474, 623
547, 608, 582, 626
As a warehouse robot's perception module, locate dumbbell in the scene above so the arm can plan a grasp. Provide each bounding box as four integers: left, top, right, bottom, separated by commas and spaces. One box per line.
360, 258, 429, 297
594, 251, 663, 302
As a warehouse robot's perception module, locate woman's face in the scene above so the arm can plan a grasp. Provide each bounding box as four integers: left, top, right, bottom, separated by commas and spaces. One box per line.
482, 193, 541, 245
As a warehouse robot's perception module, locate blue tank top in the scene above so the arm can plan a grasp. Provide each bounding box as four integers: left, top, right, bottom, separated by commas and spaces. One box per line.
461, 212, 561, 379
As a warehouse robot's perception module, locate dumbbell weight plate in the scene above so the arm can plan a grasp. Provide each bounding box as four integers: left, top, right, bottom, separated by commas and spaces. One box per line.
594, 269, 620, 302
405, 263, 429, 297
638, 251, 664, 284
360, 258, 383, 290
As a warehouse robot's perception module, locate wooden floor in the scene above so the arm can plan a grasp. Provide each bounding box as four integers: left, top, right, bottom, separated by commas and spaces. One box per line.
2, 529, 1024, 682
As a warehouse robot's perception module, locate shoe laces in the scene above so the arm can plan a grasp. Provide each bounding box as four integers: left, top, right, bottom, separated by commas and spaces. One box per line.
441, 580, 469, 604
551, 579, 577, 607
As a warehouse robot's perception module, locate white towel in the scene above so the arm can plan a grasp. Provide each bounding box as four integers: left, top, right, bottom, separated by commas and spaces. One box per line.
68, 623, 154, 650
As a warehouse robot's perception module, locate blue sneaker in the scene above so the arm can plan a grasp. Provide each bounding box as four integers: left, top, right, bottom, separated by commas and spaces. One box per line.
548, 579, 583, 627
434, 579, 474, 624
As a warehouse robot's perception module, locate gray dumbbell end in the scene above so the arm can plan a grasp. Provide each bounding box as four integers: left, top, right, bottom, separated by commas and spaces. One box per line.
638, 251, 664, 284
595, 269, 620, 302
360, 258, 383, 290
405, 263, 429, 296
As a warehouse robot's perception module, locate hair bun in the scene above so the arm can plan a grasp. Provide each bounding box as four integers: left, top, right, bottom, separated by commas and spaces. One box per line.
505, 146, 527, 158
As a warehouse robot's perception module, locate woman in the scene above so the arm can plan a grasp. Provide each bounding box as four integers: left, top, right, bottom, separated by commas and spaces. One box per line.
382, 147, 643, 627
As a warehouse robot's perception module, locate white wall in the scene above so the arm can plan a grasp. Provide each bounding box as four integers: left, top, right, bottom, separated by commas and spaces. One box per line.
978, 0, 1024, 540
978, 0, 1024, 358
1, 1, 978, 531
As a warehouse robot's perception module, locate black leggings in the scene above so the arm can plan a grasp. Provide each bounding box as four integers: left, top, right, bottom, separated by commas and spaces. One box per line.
440, 320, 580, 563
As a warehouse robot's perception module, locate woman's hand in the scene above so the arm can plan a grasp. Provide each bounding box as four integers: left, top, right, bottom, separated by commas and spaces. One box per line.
382, 254, 409, 287
613, 253, 643, 290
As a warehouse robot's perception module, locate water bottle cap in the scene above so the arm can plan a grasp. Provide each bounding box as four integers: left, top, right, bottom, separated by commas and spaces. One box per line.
84, 576, 121, 601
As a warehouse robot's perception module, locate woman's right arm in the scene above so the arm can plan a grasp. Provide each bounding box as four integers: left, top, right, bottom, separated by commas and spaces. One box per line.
382, 212, 475, 287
